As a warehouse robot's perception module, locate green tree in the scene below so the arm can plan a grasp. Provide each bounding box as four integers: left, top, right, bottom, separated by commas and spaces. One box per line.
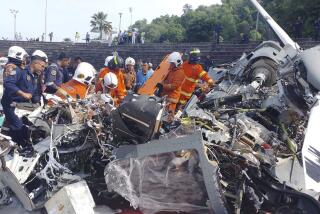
127, 0, 319, 43
132, 19, 148, 32
133, 15, 185, 43
90, 12, 112, 40
217, 5, 237, 41
249, 30, 262, 41
181, 8, 215, 42
262, 0, 320, 38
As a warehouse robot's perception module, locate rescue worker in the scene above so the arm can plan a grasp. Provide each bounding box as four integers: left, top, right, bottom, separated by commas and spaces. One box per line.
55, 62, 96, 100
123, 57, 136, 91
95, 56, 113, 93
179, 48, 214, 106
0, 57, 9, 97
95, 55, 127, 106
156, 52, 185, 115
3, 46, 28, 78
0, 57, 8, 76
101, 72, 118, 106
1, 50, 48, 148
44, 52, 70, 93
67, 56, 83, 80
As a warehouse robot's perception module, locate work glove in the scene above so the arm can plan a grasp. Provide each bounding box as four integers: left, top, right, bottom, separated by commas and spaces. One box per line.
155, 83, 164, 96
156, 83, 163, 90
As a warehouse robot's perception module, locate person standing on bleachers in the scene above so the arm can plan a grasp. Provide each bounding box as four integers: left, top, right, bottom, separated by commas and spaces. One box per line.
314, 17, 320, 41
49, 32, 53, 42
86, 32, 90, 43
75, 32, 80, 43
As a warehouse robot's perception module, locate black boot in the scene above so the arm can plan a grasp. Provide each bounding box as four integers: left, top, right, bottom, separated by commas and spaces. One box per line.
18, 145, 35, 158
11, 126, 35, 157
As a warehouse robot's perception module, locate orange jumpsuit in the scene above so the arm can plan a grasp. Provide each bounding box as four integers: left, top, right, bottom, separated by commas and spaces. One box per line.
123, 69, 136, 90
56, 79, 89, 99
95, 67, 110, 93
162, 66, 185, 113
95, 67, 127, 106
179, 61, 213, 105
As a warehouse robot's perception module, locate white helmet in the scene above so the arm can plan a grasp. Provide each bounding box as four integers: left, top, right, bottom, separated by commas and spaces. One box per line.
168, 52, 182, 67
104, 56, 113, 67
73, 62, 96, 85
103, 72, 118, 89
125, 57, 135, 66
0, 57, 8, 66
7, 46, 28, 62
32, 50, 48, 63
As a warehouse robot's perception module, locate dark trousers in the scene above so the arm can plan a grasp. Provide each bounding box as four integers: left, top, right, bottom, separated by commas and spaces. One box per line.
315, 30, 320, 41
1, 100, 29, 147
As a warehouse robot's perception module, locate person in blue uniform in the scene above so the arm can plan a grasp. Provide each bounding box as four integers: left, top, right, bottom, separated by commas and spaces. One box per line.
67, 56, 82, 81
3, 46, 29, 79
44, 52, 70, 93
1, 50, 48, 148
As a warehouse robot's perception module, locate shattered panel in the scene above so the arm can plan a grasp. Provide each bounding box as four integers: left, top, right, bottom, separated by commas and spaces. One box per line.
106, 150, 210, 214
105, 133, 228, 214
5, 152, 41, 184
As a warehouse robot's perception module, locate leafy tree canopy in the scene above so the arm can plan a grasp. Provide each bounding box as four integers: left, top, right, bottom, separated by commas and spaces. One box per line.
130, 0, 320, 43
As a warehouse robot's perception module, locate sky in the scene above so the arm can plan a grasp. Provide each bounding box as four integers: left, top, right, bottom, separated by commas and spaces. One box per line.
0, 0, 221, 42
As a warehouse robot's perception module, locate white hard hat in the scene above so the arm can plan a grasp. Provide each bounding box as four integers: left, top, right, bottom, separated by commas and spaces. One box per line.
103, 72, 118, 89
125, 57, 135, 66
73, 62, 96, 85
168, 52, 182, 67
7, 46, 28, 61
104, 56, 114, 67
32, 50, 48, 63
0, 57, 8, 66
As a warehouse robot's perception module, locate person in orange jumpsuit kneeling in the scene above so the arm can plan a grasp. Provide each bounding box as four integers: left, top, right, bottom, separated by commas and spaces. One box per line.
100, 72, 119, 107
95, 56, 113, 93
95, 55, 127, 106
179, 48, 214, 106
156, 52, 185, 117
55, 62, 96, 100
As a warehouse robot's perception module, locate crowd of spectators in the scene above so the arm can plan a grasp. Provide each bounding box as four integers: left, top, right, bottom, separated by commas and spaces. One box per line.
118, 29, 145, 45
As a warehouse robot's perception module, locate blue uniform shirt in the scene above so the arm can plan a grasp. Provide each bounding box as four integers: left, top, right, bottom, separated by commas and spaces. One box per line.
136, 69, 153, 88
63, 67, 74, 83
1, 66, 41, 137
2, 66, 41, 104
44, 63, 64, 89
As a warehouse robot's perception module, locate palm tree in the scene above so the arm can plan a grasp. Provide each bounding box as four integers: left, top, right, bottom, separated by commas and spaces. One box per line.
90, 12, 112, 40
182, 4, 192, 14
